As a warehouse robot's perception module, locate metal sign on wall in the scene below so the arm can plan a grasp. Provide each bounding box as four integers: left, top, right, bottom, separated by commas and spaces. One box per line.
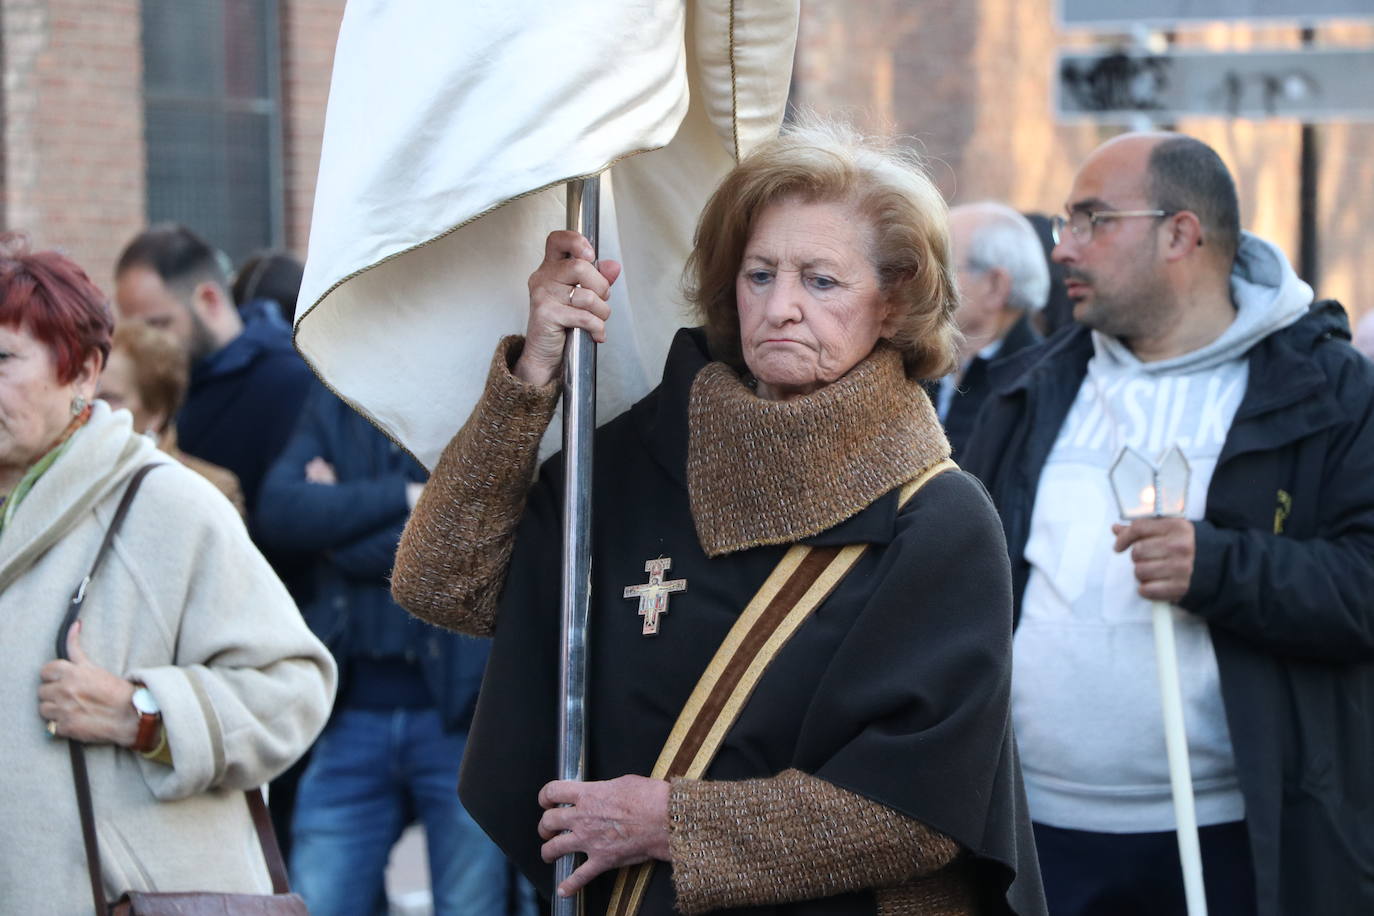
1059, 0, 1374, 28
1057, 47, 1374, 123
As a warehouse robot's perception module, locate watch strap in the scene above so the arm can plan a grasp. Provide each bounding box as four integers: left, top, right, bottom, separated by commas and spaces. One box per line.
132, 711, 162, 754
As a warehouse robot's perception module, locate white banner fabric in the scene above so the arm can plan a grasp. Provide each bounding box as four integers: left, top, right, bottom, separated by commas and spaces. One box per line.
295, 0, 798, 468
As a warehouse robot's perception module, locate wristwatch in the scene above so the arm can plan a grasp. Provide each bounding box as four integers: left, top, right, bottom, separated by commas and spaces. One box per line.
130, 685, 162, 753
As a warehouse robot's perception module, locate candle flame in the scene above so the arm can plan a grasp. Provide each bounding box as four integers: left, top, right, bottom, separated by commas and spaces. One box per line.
1138, 484, 1157, 516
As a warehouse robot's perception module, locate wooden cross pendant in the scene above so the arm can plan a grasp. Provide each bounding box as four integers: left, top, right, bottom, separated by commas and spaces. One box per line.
622, 557, 687, 636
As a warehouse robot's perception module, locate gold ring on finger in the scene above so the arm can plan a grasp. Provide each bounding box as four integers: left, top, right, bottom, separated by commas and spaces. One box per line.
568, 283, 581, 304
45, 720, 57, 737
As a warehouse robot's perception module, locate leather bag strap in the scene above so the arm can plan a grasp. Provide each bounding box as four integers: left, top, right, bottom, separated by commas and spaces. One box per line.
246, 786, 292, 894
56, 464, 161, 657
604, 460, 958, 916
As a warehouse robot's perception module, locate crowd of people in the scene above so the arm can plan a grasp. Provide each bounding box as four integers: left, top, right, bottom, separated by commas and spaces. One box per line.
0, 120, 1369, 916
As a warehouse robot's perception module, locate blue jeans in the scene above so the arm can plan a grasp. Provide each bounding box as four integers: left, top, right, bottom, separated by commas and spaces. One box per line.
290, 707, 513, 916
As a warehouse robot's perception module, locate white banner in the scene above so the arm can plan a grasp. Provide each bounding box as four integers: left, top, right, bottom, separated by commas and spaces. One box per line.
295, 0, 799, 468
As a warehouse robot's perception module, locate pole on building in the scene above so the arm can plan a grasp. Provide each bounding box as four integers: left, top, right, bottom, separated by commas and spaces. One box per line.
1298, 27, 1319, 289
554, 176, 599, 916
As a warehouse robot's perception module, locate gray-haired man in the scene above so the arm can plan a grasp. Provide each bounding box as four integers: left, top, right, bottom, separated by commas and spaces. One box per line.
938, 202, 1050, 456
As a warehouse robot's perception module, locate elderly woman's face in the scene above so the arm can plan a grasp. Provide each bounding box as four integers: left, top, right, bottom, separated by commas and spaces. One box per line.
0, 323, 93, 486
736, 198, 895, 401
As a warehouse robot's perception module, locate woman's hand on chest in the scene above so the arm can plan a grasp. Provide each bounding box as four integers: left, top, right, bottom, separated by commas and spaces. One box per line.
37, 621, 141, 747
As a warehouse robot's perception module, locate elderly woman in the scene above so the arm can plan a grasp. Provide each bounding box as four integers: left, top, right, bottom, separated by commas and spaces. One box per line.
0, 239, 335, 912
393, 125, 1043, 915
98, 320, 246, 515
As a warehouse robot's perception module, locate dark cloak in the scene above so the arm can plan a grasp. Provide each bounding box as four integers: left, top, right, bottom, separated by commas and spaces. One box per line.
460, 328, 1045, 915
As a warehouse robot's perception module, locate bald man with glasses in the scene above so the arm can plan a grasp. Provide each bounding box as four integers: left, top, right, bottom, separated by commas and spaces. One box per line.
963, 132, 1374, 916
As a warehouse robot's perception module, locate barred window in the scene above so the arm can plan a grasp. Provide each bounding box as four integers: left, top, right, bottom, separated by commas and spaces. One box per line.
141, 0, 283, 263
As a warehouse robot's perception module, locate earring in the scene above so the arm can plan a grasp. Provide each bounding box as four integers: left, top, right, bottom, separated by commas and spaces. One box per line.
70, 395, 88, 416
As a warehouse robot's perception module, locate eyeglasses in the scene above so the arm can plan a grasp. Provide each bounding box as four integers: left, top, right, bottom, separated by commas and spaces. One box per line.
1051, 209, 1177, 245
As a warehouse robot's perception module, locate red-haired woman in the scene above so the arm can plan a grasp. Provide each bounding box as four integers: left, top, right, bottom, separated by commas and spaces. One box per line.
0, 237, 335, 912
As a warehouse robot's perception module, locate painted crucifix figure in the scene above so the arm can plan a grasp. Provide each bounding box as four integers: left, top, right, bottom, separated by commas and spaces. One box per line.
623, 557, 687, 636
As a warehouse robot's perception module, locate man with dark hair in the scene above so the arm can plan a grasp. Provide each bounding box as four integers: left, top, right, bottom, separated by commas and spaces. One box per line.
1145, 136, 1241, 265
114, 224, 232, 362
964, 132, 1374, 914
233, 250, 305, 330
114, 224, 314, 517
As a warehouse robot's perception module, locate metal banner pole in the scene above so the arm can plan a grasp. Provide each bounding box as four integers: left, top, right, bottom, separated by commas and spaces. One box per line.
554, 176, 599, 916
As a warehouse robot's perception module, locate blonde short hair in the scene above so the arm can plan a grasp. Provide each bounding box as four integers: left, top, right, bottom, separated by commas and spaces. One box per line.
111, 321, 188, 433
685, 120, 958, 380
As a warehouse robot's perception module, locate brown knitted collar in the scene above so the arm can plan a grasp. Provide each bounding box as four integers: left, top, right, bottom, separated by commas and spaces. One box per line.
686, 343, 951, 557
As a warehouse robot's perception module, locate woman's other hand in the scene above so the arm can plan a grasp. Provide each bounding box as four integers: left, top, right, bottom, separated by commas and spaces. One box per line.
37, 622, 140, 746
537, 775, 670, 897
515, 230, 622, 387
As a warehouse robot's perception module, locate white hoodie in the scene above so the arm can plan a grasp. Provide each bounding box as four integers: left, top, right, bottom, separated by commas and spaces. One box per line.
1013, 233, 1313, 832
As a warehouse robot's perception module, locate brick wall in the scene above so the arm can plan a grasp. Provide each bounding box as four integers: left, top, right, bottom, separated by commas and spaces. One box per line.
280, 0, 345, 258
0, 0, 346, 283
1, 0, 144, 291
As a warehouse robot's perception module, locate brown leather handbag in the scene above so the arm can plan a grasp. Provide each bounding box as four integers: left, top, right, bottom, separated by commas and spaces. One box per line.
102, 789, 306, 915
58, 465, 308, 915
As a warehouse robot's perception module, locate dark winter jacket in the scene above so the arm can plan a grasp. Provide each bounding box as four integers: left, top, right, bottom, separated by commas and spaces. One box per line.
258, 386, 488, 731
179, 315, 314, 512
941, 314, 1041, 459
962, 301, 1374, 915
178, 315, 317, 601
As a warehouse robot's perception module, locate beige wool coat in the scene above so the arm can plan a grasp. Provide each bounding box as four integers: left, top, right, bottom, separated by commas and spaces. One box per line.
0, 402, 336, 914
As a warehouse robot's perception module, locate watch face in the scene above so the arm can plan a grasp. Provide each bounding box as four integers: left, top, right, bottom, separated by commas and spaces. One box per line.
131, 686, 160, 716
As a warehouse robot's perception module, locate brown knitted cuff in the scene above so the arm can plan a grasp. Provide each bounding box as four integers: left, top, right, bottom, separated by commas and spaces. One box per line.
875, 858, 980, 916
667, 769, 961, 915
391, 336, 559, 635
